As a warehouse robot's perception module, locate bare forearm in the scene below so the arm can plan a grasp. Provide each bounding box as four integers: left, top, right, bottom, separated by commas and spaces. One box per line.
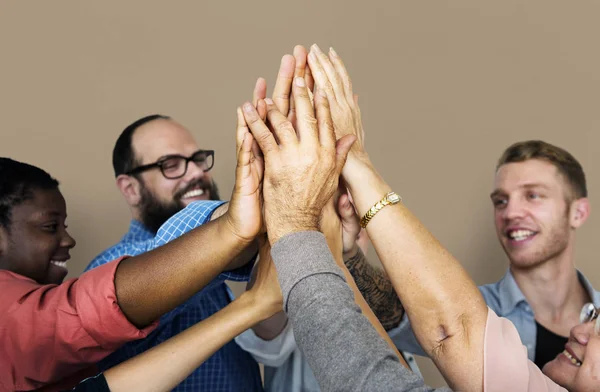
212, 202, 260, 271
344, 249, 404, 331
319, 209, 408, 368
104, 292, 270, 392
115, 216, 251, 328
344, 157, 486, 390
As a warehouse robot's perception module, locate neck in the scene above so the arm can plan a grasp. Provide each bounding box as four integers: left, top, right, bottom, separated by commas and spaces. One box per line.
510, 246, 589, 326
132, 207, 142, 223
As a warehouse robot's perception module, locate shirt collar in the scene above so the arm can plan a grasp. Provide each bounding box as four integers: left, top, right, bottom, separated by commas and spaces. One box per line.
578, 271, 600, 306
496, 268, 600, 315
122, 219, 154, 242
496, 269, 528, 315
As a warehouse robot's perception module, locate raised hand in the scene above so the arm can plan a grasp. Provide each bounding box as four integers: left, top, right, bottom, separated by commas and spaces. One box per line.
252, 45, 314, 127
241, 75, 356, 245
307, 44, 368, 165
222, 107, 265, 243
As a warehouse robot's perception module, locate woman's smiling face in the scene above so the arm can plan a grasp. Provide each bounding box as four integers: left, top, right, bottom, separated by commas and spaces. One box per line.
543, 318, 600, 391
0, 187, 76, 285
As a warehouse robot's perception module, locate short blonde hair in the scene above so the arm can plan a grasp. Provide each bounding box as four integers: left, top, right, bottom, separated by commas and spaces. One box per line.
497, 140, 587, 199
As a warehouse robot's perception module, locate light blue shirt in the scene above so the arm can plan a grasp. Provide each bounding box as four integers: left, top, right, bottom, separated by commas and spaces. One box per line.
390, 269, 600, 361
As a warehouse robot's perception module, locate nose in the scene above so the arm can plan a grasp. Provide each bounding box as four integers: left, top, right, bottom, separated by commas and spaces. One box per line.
61, 229, 77, 250
570, 322, 593, 345
502, 198, 527, 222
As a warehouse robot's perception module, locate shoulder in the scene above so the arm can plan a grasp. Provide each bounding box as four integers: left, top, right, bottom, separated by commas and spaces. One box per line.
0, 271, 42, 305
478, 281, 503, 310
153, 200, 226, 246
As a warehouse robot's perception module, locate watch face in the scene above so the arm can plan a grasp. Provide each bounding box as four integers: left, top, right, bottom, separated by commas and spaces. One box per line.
388, 193, 401, 203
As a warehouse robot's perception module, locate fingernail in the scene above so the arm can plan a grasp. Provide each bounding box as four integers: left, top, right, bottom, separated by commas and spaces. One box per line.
312, 44, 322, 53
295, 77, 305, 87
329, 47, 338, 57
243, 102, 253, 112
264, 98, 273, 105
308, 51, 317, 61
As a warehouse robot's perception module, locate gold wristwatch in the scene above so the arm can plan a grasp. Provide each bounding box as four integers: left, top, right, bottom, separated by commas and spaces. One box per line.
360, 191, 402, 228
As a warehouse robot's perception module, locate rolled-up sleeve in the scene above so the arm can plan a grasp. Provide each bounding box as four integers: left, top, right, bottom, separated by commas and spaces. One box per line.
484, 308, 566, 392
235, 321, 296, 367
1, 258, 157, 391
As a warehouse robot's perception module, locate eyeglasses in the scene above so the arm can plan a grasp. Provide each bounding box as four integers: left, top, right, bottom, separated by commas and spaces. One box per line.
579, 303, 600, 334
127, 149, 215, 179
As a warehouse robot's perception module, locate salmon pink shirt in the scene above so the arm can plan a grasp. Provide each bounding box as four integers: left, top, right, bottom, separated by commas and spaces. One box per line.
0, 257, 157, 392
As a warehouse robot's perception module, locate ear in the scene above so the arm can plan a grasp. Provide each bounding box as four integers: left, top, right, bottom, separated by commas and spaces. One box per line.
569, 197, 590, 229
116, 174, 142, 207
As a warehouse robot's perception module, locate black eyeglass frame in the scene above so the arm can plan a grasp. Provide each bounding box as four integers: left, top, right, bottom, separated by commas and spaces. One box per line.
126, 149, 215, 179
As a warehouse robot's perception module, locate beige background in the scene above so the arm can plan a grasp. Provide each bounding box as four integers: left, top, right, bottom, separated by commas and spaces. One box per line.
1, 1, 598, 387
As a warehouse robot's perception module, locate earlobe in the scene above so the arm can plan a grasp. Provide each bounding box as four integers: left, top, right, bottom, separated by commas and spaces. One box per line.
570, 198, 590, 229
116, 175, 142, 207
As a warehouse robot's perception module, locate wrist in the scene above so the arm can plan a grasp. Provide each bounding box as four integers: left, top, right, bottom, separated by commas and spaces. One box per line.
343, 165, 393, 218
268, 223, 320, 246
266, 208, 321, 245
342, 155, 376, 189
342, 243, 359, 261
218, 211, 255, 249
239, 289, 281, 321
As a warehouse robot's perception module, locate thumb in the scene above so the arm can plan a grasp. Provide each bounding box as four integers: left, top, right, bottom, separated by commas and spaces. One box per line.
334, 134, 356, 174
337, 192, 360, 236
337, 193, 355, 223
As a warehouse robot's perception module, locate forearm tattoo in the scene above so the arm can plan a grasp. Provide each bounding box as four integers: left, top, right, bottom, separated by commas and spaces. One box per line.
345, 249, 404, 330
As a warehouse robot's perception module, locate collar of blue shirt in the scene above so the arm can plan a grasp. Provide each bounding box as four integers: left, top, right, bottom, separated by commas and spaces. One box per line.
496, 268, 600, 316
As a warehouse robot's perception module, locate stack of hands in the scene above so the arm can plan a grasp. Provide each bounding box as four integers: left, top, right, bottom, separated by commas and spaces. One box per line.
224, 44, 381, 313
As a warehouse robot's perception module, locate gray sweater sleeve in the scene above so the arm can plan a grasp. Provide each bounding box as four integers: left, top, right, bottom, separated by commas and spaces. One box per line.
271, 231, 451, 392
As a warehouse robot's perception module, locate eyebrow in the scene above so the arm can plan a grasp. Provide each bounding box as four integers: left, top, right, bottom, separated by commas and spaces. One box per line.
152, 153, 184, 162
490, 183, 551, 199
37, 211, 62, 218
153, 150, 205, 163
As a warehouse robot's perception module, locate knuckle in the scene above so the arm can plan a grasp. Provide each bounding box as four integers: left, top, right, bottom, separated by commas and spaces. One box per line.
255, 131, 273, 145
280, 121, 296, 135
299, 114, 317, 127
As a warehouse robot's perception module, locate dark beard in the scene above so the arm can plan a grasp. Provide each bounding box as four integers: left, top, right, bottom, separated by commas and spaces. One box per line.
138, 186, 183, 234
139, 180, 221, 233
209, 181, 221, 201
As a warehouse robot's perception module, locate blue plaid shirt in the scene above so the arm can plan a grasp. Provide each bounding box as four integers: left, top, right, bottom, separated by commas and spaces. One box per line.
85, 201, 262, 392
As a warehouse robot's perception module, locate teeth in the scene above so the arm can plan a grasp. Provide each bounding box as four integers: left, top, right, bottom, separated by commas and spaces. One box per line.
508, 230, 535, 241
182, 188, 205, 199
50, 260, 67, 269
562, 350, 582, 366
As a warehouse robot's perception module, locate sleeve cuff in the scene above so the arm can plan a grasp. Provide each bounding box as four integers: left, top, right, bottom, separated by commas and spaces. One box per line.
271, 231, 345, 311
76, 257, 158, 348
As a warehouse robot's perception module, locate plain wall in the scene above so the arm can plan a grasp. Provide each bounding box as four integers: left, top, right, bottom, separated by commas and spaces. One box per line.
1, 1, 598, 387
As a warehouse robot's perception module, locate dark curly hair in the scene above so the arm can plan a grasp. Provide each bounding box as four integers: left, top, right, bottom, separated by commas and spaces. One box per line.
0, 158, 59, 229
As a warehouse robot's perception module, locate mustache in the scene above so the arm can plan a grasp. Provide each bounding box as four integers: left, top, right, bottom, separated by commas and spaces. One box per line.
174, 179, 213, 200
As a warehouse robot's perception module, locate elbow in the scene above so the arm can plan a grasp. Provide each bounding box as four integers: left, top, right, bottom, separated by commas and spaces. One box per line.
428, 312, 476, 360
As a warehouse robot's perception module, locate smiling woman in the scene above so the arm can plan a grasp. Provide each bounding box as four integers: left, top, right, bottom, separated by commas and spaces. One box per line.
0, 157, 76, 285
